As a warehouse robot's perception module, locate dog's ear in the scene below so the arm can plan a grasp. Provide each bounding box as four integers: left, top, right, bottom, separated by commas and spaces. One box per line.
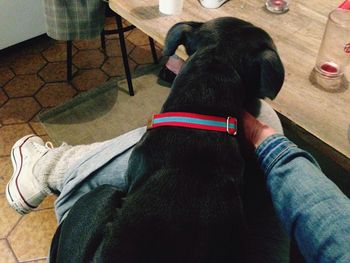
243, 48, 285, 100
163, 22, 202, 56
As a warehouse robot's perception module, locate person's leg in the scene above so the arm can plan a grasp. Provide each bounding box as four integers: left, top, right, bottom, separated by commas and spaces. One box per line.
6, 135, 56, 214
52, 126, 147, 223
54, 144, 133, 223
6, 127, 146, 218
52, 100, 284, 226
34, 140, 117, 194
52, 99, 289, 257
158, 55, 185, 84
244, 99, 289, 263
247, 99, 283, 135
6, 136, 120, 214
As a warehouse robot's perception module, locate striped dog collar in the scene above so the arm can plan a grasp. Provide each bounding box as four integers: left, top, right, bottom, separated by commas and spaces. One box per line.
147, 112, 237, 135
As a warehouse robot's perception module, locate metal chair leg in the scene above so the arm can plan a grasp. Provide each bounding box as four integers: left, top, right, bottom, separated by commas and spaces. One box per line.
67, 41, 73, 82
101, 31, 106, 51
148, 37, 158, 64
115, 14, 134, 96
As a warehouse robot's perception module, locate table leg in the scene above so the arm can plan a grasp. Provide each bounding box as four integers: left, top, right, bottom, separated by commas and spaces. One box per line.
148, 37, 158, 64
115, 14, 134, 96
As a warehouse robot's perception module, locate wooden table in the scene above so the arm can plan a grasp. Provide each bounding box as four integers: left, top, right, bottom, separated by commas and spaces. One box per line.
110, 0, 350, 171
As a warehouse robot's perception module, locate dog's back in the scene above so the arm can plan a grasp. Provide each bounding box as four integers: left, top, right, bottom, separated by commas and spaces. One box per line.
97, 17, 284, 262
106, 168, 246, 262
102, 127, 246, 262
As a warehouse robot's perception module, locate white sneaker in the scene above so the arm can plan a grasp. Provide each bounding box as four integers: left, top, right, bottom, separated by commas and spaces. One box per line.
6, 135, 53, 215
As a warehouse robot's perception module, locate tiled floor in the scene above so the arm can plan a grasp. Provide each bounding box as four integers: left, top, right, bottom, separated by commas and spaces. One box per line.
0, 17, 161, 262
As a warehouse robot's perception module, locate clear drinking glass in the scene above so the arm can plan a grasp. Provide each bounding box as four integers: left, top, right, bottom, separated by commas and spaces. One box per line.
315, 8, 350, 79
265, 0, 290, 14
159, 0, 184, 15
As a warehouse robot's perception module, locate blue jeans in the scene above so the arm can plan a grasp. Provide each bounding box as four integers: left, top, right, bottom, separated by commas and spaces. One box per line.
54, 126, 146, 222
54, 99, 282, 223
53, 99, 290, 262
257, 135, 350, 262
53, 125, 350, 262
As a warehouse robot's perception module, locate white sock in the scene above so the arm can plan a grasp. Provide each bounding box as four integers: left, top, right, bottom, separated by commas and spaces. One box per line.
33, 141, 111, 194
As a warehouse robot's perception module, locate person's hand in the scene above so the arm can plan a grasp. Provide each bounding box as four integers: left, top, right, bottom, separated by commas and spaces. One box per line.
242, 112, 277, 149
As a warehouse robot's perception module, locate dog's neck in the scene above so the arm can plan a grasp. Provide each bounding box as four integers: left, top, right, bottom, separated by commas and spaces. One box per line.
161, 79, 245, 120
161, 51, 246, 119
147, 112, 238, 136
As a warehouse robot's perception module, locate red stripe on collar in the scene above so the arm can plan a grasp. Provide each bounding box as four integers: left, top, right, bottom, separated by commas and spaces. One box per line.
147, 112, 237, 135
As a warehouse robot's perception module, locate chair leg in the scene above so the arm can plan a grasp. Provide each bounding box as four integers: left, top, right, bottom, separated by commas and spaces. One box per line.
100, 31, 106, 51
148, 37, 158, 64
115, 14, 134, 96
67, 41, 73, 82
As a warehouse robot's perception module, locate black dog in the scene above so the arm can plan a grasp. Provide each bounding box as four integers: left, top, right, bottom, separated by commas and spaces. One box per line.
107, 17, 284, 262
51, 17, 285, 263
99, 17, 285, 262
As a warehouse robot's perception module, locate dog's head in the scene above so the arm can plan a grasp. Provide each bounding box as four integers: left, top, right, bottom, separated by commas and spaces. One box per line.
163, 17, 284, 109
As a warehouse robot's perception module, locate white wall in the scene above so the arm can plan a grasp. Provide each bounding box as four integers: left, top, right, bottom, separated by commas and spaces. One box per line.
0, 0, 46, 50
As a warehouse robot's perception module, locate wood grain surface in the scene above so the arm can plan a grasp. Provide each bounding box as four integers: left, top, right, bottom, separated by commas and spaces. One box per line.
110, 0, 350, 170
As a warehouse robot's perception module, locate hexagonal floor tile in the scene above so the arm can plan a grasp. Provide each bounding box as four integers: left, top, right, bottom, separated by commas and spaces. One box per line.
8, 209, 57, 262
105, 16, 115, 26
127, 29, 151, 46
0, 195, 22, 239
29, 118, 47, 136
122, 19, 132, 27
0, 239, 17, 263
129, 45, 162, 65
73, 49, 105, 69
10, 54, 47, 75
26, 259, 47, 263
101, 56, 137, 77
72, 69, 108, 91
0, 98, 41, 125
0, 88, 8, 106
4, 75, 44, 97
38, 62, 77, 83
0, 67, 15, 87
42, 42, 77, 62
73, 38, 102, 50
35, 83, 77, 108
105, 39, 135, 57
39, 134, 53, 146
0, 124, 33, 156
0, 157, 12, 194
104, 19, 118, 40
37, 195, 57, 210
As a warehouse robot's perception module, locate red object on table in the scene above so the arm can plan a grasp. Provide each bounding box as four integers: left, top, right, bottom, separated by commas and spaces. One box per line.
338, 0, 350, 9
